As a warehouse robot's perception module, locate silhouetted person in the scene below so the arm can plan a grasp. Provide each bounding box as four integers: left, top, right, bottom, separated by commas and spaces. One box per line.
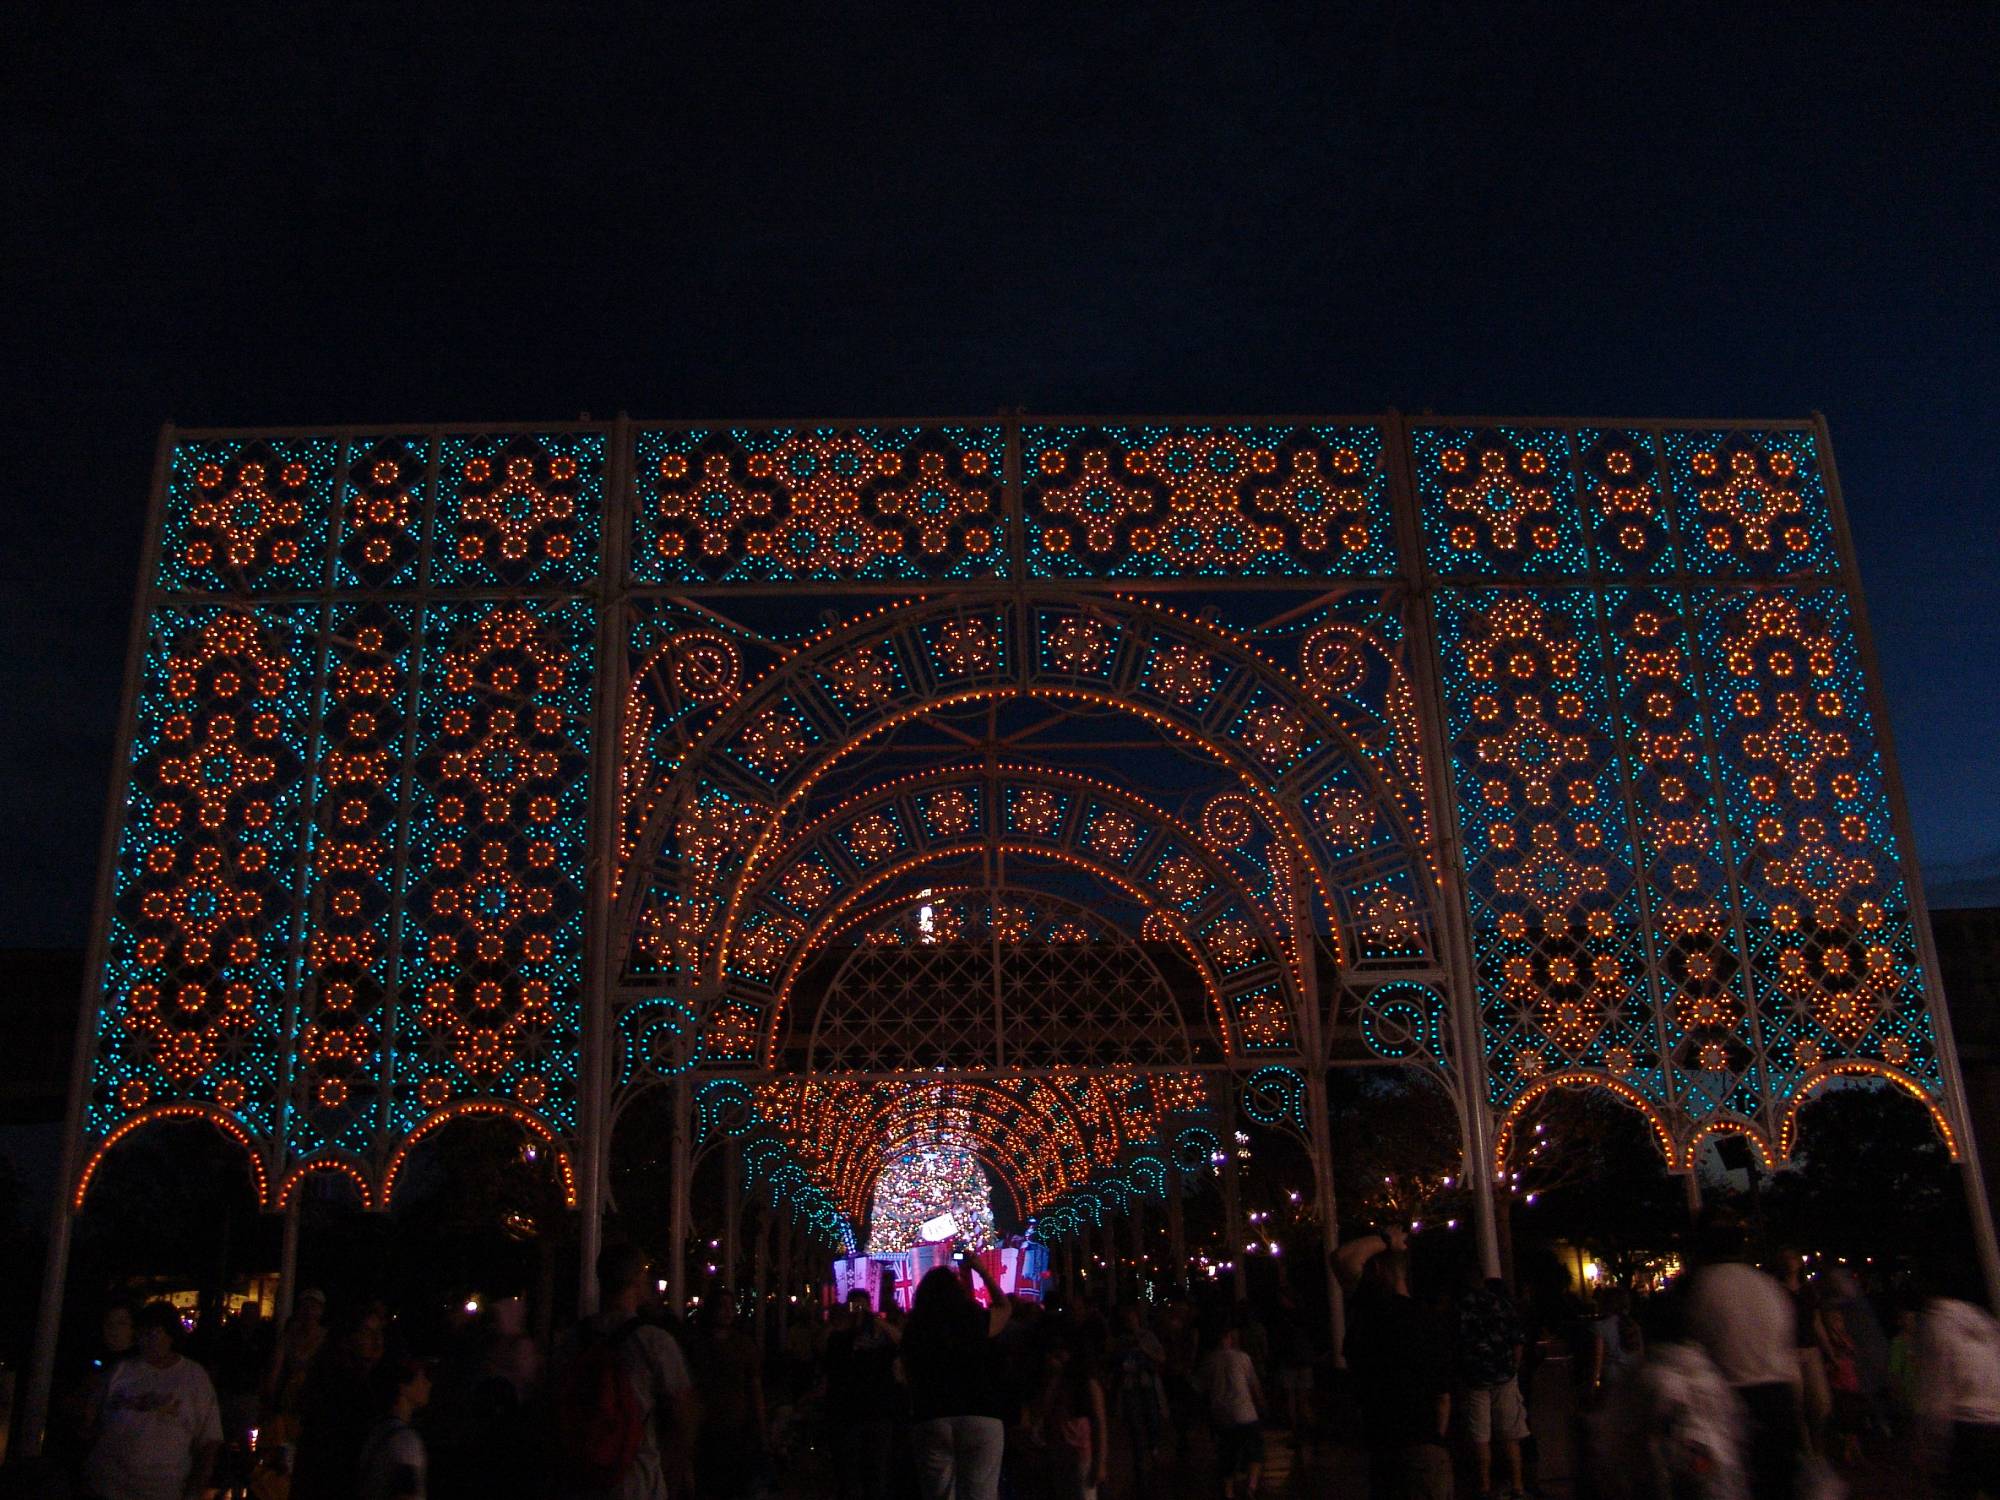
900, 1261, 1013, 1500
1201, 1322, 1265, 1500
1453, 1263, 1529, 1500
691, 1288, 767, 1500
357, 1354, 433, 1500
1338, 1228, 1451, 1500
825, 1288, 899, 1500
292, 1300, 389, 1500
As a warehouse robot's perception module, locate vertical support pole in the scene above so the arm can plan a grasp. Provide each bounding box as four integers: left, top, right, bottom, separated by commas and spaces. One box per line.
272, 434, 348, 1238
1167, 1163, 1188, 1294
753, 1203, 773, 1348
1286, 844, 1346, 1360
1816, 413, 2000, 1308
1469, 1127, 1504, 1279
20, 1207, 77, 1465
1222, 1147, 1247, 1302
668, 1078, 691, 1313
1683, 1169, 1704, 1220
19, 423, 176, 1462
723, 1136, 742, 1296
373, 430, 441, 1181
1304, 1070, 1347, 1366
577, 415, 632, 1318
1088, 1216, 1104, 1312
777, 1212, 795, 1316
1384, 410, 1504, 1282
1130, 1196, 1147, 1293
275, 1192, 302, 1329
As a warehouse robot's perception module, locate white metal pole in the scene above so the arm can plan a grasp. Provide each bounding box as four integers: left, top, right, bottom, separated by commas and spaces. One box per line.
669, 1078, 692, 1312
275, 1193, 302, 1329
1384, 411, 1505, 1280
17, 423, 176, 1461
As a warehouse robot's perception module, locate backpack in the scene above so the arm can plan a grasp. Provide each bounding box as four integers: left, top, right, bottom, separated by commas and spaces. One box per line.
555, 1317, 646, 1488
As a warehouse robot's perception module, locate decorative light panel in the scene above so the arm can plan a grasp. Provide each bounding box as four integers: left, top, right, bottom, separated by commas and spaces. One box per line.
400, 599, 595, 1133
1411, 425, 1589, 578
1021, 423, 1398, 579
90, 605, 318, 1147
158, 440, 338, 593
432, 434, 602, 588
633, 426, 1008, 584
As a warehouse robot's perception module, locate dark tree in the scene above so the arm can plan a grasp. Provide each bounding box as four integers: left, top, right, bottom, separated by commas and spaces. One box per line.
1761, 1082, 1968, 1270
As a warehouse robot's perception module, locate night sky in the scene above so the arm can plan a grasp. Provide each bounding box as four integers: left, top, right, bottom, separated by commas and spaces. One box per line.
3, 2, 1996, 945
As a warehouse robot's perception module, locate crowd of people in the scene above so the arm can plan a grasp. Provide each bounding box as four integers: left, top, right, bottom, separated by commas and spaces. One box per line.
1331, 1211, 2000, 1500
48, 1244, 1280, 1500
39, 1212, 2000, 1500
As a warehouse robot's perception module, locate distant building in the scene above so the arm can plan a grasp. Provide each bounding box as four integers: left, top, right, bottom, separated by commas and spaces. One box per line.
1934, 908, 2000, 1217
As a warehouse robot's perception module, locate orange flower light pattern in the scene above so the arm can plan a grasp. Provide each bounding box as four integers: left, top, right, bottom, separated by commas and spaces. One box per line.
637, 428, 1005, 583
1024, 425, 1393, 577
1578, 433, 1672, 568
1710, 594, 1908, 1052
336, 440, 425, 586
99, 607, 312, 1132
1446, 590, 1638, 1084
437, 435, 599, 584
294, 610, 409, 1151
1665, 430, 1835, 575
404, 602, 590, 1128
1607, 598, 1750, 1107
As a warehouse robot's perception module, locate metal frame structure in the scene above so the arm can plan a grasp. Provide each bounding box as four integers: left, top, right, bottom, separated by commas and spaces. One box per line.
19, 411, 1995, 1456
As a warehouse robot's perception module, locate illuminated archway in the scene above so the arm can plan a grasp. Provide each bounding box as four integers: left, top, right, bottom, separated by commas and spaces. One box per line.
801, 887, 1200, 1076
75, 1104, 269, 1212
615, 591, 1441, 998
703, 762, 1310, 1067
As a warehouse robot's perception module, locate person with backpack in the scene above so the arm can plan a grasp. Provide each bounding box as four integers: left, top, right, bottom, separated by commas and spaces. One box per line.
356, 1355, 433, 1500
554, 1244, 698, 1500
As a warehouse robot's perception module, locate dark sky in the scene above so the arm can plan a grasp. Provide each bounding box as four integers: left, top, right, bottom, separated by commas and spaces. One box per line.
3, 1, 1996, 944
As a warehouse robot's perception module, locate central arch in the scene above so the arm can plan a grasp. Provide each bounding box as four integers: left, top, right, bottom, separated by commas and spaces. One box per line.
799, 887, 1203, 1076
722, 763, 1305, 1065
615, 591, 1443, 1010
751, 1070, 1209, 1230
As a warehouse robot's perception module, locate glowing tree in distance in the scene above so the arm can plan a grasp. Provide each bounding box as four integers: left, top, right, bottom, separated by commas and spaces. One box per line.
866, 1147, 998, 1254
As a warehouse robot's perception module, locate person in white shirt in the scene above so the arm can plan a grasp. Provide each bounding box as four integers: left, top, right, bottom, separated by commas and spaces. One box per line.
1200, 1323, 1265, 1500
1680, 1214, 1799, 1500
1914, 1270, 2000, 1499
82, 1301, 223, 1500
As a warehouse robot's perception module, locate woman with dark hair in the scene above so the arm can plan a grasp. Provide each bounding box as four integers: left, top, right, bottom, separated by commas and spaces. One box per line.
1036, 1335, 1108, 1500
900, 1261, 1012, 1500
292, 1300, 390, 1500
